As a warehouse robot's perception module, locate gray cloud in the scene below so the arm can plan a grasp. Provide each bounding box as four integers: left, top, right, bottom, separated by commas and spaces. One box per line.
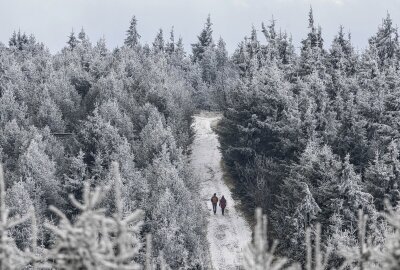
0, 0, 399, 53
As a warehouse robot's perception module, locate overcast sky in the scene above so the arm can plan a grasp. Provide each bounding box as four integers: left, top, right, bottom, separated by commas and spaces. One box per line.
0, 0, 399, 54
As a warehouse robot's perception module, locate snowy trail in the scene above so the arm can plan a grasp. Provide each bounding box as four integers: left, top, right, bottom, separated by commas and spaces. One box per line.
190, 112, 252, 270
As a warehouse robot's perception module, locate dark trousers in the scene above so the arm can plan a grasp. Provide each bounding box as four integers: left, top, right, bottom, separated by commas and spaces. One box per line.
212, 203, 217, 213
221, 207, 225, 215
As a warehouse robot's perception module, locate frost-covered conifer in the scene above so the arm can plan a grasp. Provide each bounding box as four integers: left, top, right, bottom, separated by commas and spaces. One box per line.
125, 16, 141, 48
192, 14, 214, 63
165, 27, 175, 55
244, 208, 299, 270
67, 30, 79, 50
0, 164, 36, 269
380, 201, 400, 269
368, 13, 399, 69
45, 162, 144, 270
336, 209, 381, 270
153, 29, 165, 54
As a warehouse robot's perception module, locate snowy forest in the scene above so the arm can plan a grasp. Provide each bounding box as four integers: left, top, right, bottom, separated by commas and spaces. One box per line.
1, 6, 400, 269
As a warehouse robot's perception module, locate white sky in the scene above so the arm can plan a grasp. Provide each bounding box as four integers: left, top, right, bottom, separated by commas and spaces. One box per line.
0, 0, 399, 54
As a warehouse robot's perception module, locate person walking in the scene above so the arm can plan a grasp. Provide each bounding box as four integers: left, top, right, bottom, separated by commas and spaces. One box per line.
219, 195, 227, 215
211, 193, 218, 214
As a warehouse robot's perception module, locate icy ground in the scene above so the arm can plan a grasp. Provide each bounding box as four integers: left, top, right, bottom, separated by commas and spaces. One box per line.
191, 112, 252, 270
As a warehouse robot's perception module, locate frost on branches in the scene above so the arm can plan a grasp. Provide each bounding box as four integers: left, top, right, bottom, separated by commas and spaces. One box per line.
244, 208, 299, 270
0, 163, 170, 270
0, 164, 36, 269
44, 162, 144, 269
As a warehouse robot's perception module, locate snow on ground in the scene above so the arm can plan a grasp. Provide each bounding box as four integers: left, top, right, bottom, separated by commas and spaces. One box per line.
190, 111, 252, 270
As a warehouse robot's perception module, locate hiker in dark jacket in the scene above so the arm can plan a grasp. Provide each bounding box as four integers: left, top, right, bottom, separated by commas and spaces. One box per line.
211, 193, 218, 214
219, 195, 227, 215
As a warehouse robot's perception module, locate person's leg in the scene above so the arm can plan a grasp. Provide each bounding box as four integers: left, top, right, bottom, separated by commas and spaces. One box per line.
222, 207, 224, 215
213, 204, 216, 214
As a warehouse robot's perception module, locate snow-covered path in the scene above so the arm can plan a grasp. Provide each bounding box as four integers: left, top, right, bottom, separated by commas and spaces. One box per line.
190, 112, 252, 270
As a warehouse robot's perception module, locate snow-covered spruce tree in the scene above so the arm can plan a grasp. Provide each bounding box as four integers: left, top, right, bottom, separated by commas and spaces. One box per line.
331, 155, 376, 232
0, 87, 29, 129
327, 25, 358, 77
213, 37, 231, 108
44, 162, 144, 269
368, 13, 399, 70
244, 208, 299, 270
18, 137, 63, 209
165, 27, 175, 55
152, 29, 165, 54
260, 19, 296, 68
190, 15, 222, 109
0, 164, 37, 269
8, 30, 29, 51
364, 150, 396, 212
298, 7, 326, 77
377, 200, 400, 269
67, 30, 79, 51
274, 173, 321, 263
273, 142, 380, 267
136, 107, 179, 167
145, 144, 209, 269
191, 14, 214, 63
124, 16, 141, 48
5, 180, 34, 250
335, 209, 382, 270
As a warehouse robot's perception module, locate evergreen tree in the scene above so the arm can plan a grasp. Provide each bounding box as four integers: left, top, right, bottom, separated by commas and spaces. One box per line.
369, 13, 400, 69
67, 30, 79, 50
247, 25, 261, 61
8, 30, 29, 51
215, 37, 228, 68
153, 29, 165, 53
365, 152, 392, 211
301, 8, 323, 50
328, 26, 358, 76
213, 37, 230, 107
192, 14, 214, 62
244, 208, 297, 270
6, 181, 34, 250
0, 164, 36, 269
78, 27, 87, 41
261, 19, 278, 62
8, 31, 17, 47
165, 27, 175, 55
298, 7, 326, 77
136, 107, 178, 167
175, 37, 185, 58
381, 201, 400, 269
19, 137, 63, 211
365, 142, 400, 211
332, 155, 376, 230
277, 31, 296, 66
45, 162, 144, 269
124, 16, 141, 48
232, 40, 252, 78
